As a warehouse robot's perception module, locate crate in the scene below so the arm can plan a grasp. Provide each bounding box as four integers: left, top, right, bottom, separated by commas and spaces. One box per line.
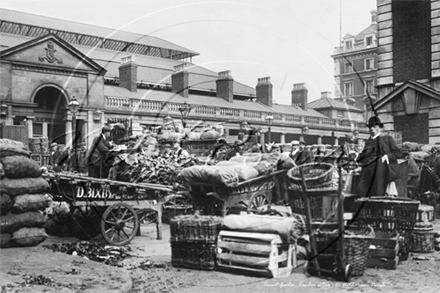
170, 214, 223, 243
367, 232, 399, 269
216, 230, 296, 278
171, 241, 216, 270
352, 197, 420, 259
162, 205, 193, 224
409, 222, 435, 253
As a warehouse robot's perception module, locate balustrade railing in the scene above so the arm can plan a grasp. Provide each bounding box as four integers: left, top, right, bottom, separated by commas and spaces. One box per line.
105, 96, 363, 130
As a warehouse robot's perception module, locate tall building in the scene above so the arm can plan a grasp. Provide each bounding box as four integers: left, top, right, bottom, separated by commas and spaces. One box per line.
332, 10, 378, 119
0, 8, 365, 149
374, 0, 440, 144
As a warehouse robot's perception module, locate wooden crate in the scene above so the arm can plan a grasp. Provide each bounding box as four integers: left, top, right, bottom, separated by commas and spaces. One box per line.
366, 232, 399, 269
216, 230, 296, 278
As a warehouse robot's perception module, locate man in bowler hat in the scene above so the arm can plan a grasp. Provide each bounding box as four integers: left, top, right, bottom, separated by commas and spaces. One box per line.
87, 125, 115, 178
355, 116, 403, 198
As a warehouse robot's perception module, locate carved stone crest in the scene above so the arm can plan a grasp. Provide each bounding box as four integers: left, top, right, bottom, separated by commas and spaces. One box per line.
38, 41, 63, 64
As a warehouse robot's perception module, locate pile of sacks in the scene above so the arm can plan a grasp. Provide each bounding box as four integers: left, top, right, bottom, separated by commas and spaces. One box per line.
0, 138, 51, 248
177, 151, 294, 188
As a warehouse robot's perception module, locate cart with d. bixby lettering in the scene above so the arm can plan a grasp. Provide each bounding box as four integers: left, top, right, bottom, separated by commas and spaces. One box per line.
47, 173, 174, 246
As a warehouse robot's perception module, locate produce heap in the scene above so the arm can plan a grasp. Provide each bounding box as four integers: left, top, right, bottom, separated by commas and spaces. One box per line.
0, 138, 52, 248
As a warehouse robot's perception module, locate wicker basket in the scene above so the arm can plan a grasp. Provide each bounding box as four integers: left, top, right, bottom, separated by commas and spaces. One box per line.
313, 226, 375, 276
170, 214, 223, 243
171, 241, 216, 270
409, 222, 435, 253
287, 162, 334, 189
352, 197, 420, 259
162, 205, 193, 224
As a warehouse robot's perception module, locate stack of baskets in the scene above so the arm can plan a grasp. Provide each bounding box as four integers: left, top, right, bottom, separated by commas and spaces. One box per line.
286, 162, 336, 220
313, 226, 375, 276
352, 197, 420, 261
169, 214, 223, 270
410, 204, 435, 253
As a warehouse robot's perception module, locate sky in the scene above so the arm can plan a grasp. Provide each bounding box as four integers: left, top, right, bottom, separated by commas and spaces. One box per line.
0, 0, 377, 105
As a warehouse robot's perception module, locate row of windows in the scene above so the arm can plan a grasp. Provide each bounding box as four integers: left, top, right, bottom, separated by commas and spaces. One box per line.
344, 58, 374, 73
344, 36, 375, 49
343, 80, 375, 97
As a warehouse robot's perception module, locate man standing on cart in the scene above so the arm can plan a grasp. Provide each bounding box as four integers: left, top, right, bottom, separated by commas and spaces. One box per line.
87, 125, 115, 178
355, 116, 403, 198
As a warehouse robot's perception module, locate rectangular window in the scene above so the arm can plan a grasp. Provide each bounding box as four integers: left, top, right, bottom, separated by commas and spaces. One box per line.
344, 62, 353, 73
344, 83, 353, 97
365, 80, 375, 94
33, 123, 43, 137
366, 36, 373, 46
337, 110, 345, 117
365, 58, 374, 70
345, 40, 352, 49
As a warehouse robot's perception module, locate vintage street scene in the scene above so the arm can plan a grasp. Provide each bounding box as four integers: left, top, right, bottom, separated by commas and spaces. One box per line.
1, 0, 440, 292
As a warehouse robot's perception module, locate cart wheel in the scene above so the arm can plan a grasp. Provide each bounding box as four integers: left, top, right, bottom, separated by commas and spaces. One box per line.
247, 192, 270, 213
68, 206, 102, 240
101, 203, 139, 246
339, 264, 352, 283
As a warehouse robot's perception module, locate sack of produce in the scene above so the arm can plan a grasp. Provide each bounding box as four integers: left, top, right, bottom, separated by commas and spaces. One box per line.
13, 194, 52, 213
0, 193, 13, 215
0, 162, 4, 179
0, 177, 50, 197
277, 153, 295, 170
410, 151, 430, 162
51, 203, 71, 224
0, 211, 46, 234
177, 166, 211, 183
253, 161, 275, 176
200, 129, 220, 140
44, 217, 70, 237
0, 155, 42, 178
402, 141, 420, 152
0, 139, 31, 158
236, 165, 259, 181
230, 154, 261, 164
12, 227, 48, 247
0, 233, 15, 248
186, 132, 201, 140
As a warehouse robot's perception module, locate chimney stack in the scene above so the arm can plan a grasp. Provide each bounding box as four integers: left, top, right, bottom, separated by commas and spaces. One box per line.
119, 56, 137, 92
171, 63, 189, 98
216, 70, 234, 103
256, 77, 273, 107
321, 91, 332, 99
291, 83, 308, 111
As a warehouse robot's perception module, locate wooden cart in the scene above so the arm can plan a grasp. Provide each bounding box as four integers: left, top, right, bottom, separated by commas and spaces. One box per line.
187, 169, 288, 217
47, 173, 173, 246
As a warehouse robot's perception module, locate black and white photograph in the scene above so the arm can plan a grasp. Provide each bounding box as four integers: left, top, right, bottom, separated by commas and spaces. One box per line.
0, 0, 440, 292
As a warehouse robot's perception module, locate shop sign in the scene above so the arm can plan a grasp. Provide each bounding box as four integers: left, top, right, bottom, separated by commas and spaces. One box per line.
75, 185, 115, 199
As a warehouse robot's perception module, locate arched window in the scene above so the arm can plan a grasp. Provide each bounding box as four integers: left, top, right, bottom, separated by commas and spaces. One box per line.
34, 87, 65, 113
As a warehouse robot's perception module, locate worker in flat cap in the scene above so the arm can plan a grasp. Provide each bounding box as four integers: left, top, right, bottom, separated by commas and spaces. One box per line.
87, 125, 115, 178
290, 138, 312, 165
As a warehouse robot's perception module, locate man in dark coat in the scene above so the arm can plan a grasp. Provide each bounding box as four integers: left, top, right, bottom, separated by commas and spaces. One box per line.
355, 116, 403, 198
87, 125, 114, 178
291, 139, 312, 165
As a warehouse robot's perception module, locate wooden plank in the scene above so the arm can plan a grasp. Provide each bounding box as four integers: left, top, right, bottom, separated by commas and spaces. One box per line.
217, 253, 269, 268
217, 241, 272, 255
366, 256, 399, 269
369, 247, 399, 258
219, 231, 281, 243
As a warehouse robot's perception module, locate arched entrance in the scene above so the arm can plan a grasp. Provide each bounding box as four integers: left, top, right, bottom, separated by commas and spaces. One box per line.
33, 86, 68, 144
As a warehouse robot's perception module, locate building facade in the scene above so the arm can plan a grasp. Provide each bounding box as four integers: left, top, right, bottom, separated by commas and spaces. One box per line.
374, 0, 440, 144
332, 10, 378, 120
0, 8, 367, 150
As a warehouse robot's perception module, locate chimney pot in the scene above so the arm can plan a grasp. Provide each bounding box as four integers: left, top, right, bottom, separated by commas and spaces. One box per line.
171, 63, 189, 98
321, 91, 332, 99
291, 83, 308, 110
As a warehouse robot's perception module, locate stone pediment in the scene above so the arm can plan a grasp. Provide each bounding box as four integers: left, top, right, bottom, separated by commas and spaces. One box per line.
375, 80, 440, 115
0, 33, 106, 74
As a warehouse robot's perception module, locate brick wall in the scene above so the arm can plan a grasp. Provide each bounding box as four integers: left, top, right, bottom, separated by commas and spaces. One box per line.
394, 113, 429, 143
392, 0, 431, 83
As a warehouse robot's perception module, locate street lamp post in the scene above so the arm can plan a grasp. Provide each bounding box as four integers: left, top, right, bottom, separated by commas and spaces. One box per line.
68, 96, 80, 171
265, 114, 274, 147
178, 102, 192, 128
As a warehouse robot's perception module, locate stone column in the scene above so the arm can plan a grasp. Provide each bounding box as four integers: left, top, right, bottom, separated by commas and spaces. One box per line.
334, 136, 339, 145
317, 136, 322, 145
42, 122, 48, 138
26, 116, 34, 138
280, 133, 286, 144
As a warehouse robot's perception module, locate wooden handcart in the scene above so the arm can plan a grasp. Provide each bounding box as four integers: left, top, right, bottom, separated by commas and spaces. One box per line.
47, 173, 174, 246
188, 169, 287, 217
